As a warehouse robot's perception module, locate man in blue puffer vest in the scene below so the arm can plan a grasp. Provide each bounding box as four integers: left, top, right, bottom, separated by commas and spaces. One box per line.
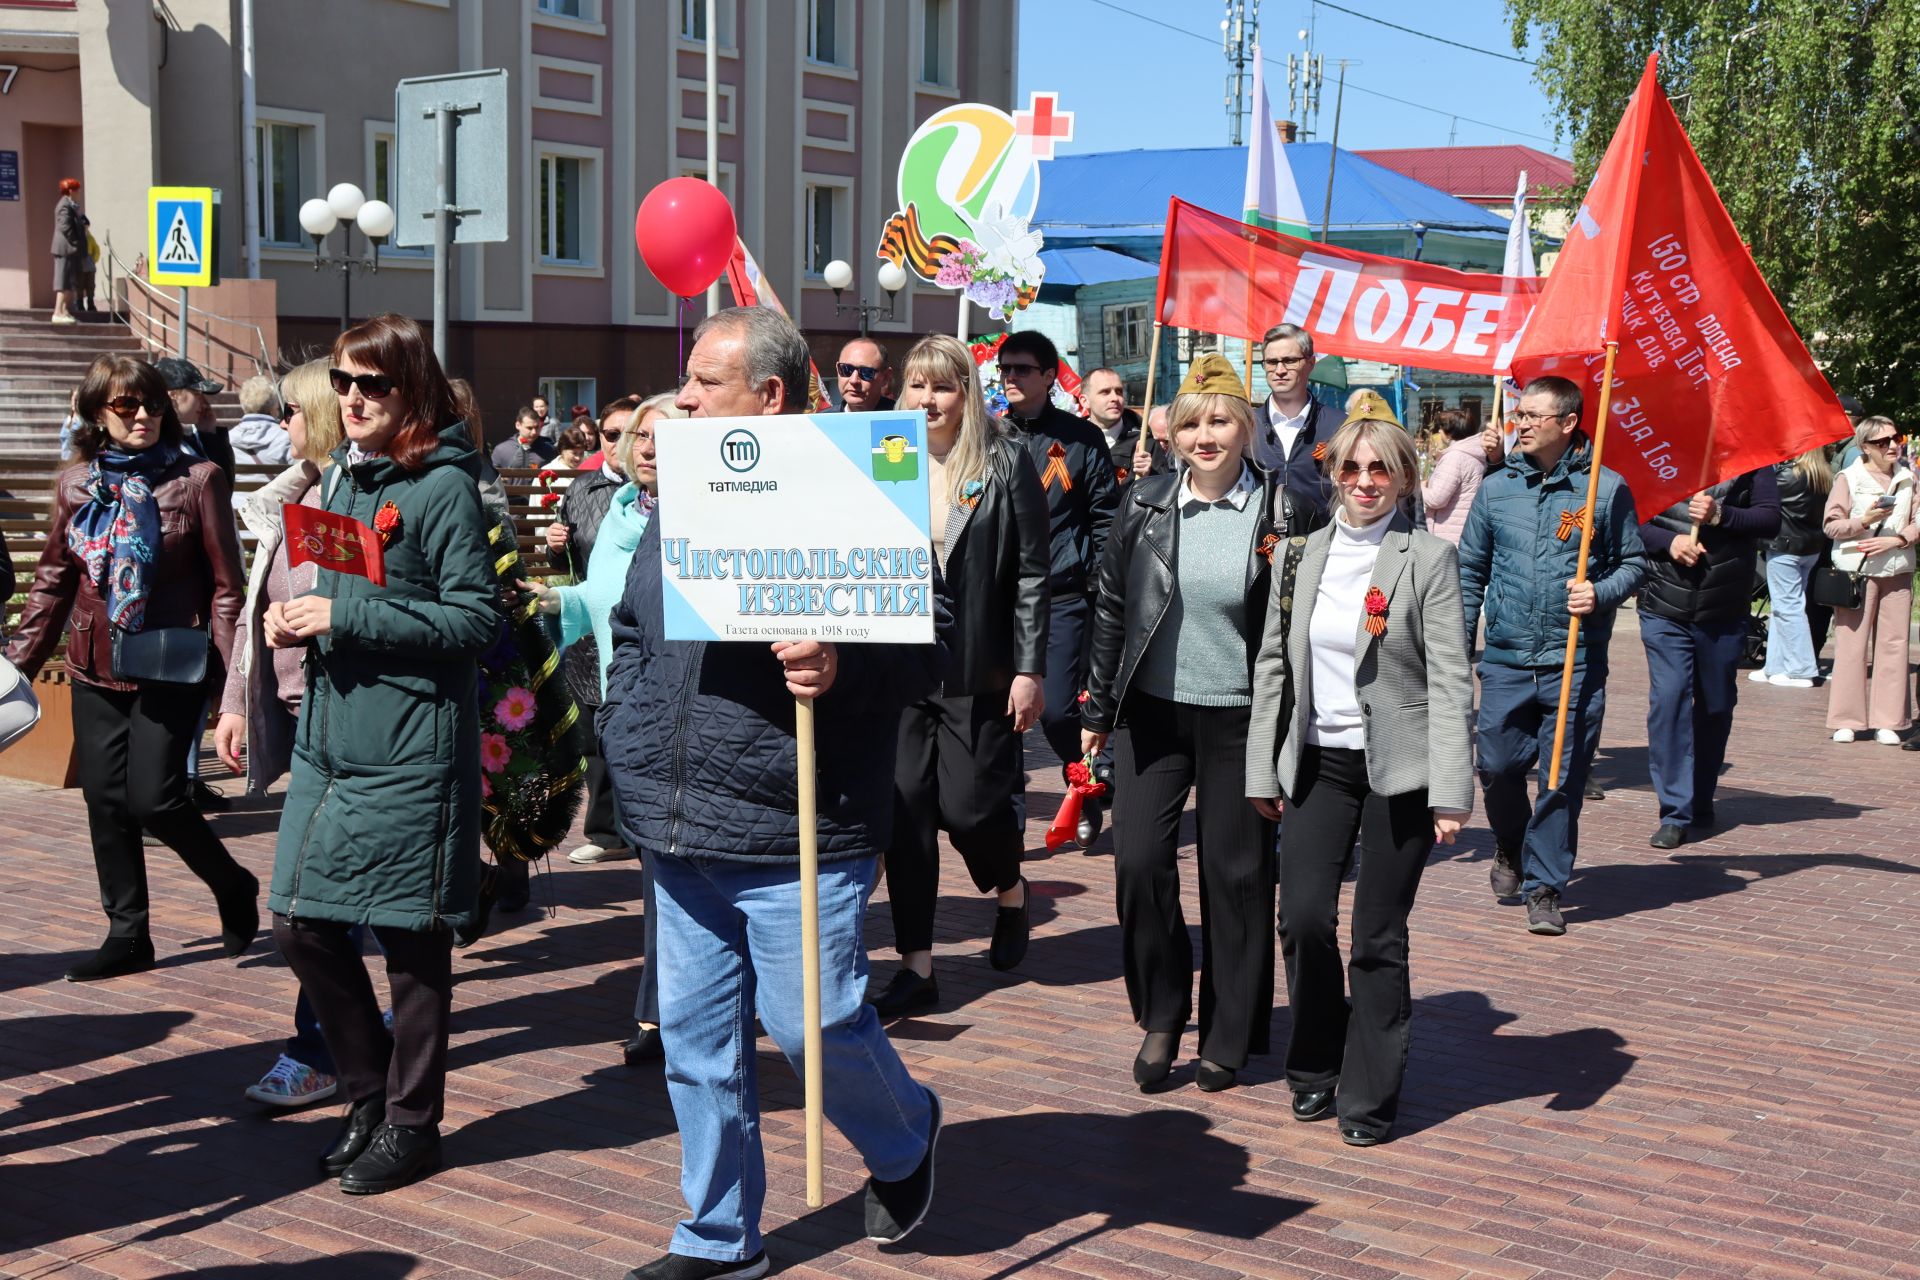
1458, 375, 1646, 937
600, 308, 946, 1280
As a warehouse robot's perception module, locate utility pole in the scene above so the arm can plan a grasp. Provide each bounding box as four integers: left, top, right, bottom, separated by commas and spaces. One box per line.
1319, 59, 1354, 242
1222, 0, 1262, 145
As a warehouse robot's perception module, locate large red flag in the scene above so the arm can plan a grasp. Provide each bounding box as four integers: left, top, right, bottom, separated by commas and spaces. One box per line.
1511, 53, 1852, 518
284, 504, 386, 588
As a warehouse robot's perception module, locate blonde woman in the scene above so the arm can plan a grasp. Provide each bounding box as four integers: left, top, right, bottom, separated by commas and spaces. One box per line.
871, 334, 1049, 1017
1081, 355, 1312, 1092
1823, 417, 1918, 743
1755, 447, 1832, 686
1247, 403, 1472, 1146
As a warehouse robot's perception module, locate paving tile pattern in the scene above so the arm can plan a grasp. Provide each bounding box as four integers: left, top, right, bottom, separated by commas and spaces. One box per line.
2, 627, 1917, 1279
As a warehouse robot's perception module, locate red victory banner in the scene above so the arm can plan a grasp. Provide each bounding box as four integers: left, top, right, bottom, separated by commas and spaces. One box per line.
284, 504, 387, 587
1509, 51, 1853, 788
1155, 197, 1545, 376
1511, 52, 1853, 522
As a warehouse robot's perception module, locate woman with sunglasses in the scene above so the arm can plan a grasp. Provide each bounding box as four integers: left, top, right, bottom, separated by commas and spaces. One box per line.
522, 392, 681, 1060
1082, 355, 1309, 1093
266, 313, 499, 1195
6, 355, 254, 981
1246, 399, 1472, 1147
1823, 416, 1918, 745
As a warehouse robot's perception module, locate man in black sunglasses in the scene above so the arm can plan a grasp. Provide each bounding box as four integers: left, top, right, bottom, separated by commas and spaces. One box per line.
834, 338, 895, 413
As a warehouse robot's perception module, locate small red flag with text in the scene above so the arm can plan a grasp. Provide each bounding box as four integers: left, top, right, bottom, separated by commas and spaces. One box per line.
283, 504, 387, 587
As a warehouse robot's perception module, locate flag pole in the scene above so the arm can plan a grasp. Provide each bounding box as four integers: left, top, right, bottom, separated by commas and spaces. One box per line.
794, 696, 825, 1208
1548, 341, 1619, 790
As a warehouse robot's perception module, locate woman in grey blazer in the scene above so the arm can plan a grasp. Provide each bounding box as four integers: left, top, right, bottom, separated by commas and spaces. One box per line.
1246, 397, 1474, 1146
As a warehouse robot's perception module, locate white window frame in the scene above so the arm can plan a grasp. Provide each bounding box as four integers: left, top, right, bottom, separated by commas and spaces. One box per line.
535, 144, 604, 275
678, 0, 738, 51
801, 178, 851, 280
1104, 302, 1152, 363
532, 0, 606, 36
362, 120, 429, 262
806, 0, 854, 69
539, 377, 599, 426
915, 0, 959, 91
254, 106, 325, 254
677, 159, 738, 208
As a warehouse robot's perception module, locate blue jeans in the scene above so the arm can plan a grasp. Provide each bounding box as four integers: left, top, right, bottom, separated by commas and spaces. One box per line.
1763, 552, 1819, 679
1640, 614, 1743, 827
651, 854, 934, 1262
1475, 658, 1608, 896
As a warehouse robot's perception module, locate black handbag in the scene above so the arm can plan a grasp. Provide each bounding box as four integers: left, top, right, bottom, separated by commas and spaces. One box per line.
111, 626, 211, 686
1809, 566, 1865, 611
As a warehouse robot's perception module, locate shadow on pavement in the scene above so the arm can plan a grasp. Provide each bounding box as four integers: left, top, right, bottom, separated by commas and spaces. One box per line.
1569, 849, 1916, 925
0, 1009, 191, 1082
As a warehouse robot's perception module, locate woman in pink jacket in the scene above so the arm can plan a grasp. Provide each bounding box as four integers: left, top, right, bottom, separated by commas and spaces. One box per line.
1421, 409, 1487, 544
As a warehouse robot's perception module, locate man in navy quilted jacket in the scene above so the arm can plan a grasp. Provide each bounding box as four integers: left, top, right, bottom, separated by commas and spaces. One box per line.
600, 307, 943, 1280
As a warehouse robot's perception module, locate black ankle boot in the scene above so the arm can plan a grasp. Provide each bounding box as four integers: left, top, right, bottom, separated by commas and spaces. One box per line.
217, 871, 260, 957
320, 1094, 387, 1177
65, 936, 156, 982
339, 1123, 442, 1195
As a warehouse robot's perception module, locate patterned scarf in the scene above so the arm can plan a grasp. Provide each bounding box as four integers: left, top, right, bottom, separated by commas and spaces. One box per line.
65, 445, 179, 632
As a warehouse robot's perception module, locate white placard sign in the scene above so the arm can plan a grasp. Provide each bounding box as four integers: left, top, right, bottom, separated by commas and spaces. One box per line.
654, 411, 935, 645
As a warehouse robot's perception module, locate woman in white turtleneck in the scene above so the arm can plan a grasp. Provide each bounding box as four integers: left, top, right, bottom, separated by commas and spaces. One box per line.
1245, 402, 1475, 1148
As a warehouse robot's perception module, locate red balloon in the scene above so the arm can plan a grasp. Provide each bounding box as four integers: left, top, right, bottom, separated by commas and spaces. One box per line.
634, 178, 737, 298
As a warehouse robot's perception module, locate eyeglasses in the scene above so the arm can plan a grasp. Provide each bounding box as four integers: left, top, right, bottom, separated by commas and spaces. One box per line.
837, 362, 882, 381
1508, 410, 1571, 427
1337, 459, 1395, 484
601, 429, 623, 443
1865, 434, 1904, 448
998, 362, 1044, 377
279, 401, 300, 423
1262, 355, 1307, 369
104, 394, 166, 419
329, 369, 395, 398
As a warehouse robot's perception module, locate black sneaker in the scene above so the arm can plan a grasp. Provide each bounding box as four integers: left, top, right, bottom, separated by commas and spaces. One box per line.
1649, 823, 1685, 851
1489, 846, 1522, 899
65, 936, 156, 982
624, 1252, 770, 1280
1525, 888, 1566, 936
192, 781, 231, 812
338, 1123, 441, 1195
865, 1089, 941, 1244
216, 871, 260, 957
988, 878, 1030, 972
871, 969, 939, 1018
1583, 782, 1605, 800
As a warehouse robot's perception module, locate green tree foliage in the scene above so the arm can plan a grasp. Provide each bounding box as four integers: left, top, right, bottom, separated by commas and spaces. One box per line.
1506, 0, 1920, 421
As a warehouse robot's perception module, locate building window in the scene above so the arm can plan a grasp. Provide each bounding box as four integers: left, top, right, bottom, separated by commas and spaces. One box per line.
681, 0, 735, 44
804, 183, 847, 277
808, 0, 849, 66
1104, 303, 1152, 362
538, 153, 598, 267
371, 133, 393, 207
539, 377, 598, 423
537, 0, 587, 17
254, 120, 314, 247
920, 0, 955, 86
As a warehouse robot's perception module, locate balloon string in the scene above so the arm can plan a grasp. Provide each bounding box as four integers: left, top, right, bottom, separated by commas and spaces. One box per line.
677, 296, 688, 376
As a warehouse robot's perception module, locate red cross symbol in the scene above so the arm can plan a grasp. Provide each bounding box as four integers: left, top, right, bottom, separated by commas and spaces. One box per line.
1014, 92, 1075, 160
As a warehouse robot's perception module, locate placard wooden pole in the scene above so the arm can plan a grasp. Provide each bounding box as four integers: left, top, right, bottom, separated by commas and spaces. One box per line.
1548, 342, 1620, 790
794, 696, 825, 1208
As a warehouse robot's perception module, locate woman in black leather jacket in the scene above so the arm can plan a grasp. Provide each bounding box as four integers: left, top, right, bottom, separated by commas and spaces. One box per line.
870, 334, 1051, 1017
1081, 354, 1313, 1093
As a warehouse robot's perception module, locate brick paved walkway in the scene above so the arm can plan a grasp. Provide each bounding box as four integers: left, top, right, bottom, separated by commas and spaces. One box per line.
3, 624, 1918, 1280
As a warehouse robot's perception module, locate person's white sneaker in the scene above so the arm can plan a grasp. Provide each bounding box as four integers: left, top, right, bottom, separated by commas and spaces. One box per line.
1832, 729, 1857, 743
1769, 674, 1815, 688
1748, 670, 1772, 683
1875, 729, 1904, 746
568, 842, 636, 864
245, 1053, 338, 1107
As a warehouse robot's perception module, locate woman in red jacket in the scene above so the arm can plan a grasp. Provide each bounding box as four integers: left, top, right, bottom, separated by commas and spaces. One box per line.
6, 355, 253, 981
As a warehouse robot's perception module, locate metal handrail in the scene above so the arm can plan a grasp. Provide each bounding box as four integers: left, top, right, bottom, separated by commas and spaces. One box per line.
101, 234, 276, 381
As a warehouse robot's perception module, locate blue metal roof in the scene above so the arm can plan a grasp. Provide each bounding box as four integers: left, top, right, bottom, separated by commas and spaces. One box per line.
1035, 143, 1511, 240
1037, 245, 1158, 287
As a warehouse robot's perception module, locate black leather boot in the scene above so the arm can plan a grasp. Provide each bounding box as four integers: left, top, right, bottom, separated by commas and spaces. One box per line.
319, 1094, 386, 1178
65, 936, 156, 982
339, 1123, 442, 1195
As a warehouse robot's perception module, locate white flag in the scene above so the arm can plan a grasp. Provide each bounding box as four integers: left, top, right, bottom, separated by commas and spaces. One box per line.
1503, 169, 1536, 279
1243, 47, 1310, 238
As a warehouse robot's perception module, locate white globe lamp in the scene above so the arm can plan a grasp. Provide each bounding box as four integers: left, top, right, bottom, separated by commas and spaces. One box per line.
877, 261, 909, 294
298, 198, 338, 239
326, 182, 367, 222
822, 259, 855, 292
356, 199, 396, 241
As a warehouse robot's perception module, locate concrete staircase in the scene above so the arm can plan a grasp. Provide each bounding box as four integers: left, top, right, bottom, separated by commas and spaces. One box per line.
0, 309, 244, 453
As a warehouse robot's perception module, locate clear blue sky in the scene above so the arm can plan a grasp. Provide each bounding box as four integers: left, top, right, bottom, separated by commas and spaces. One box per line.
1017, 0, 1563, 156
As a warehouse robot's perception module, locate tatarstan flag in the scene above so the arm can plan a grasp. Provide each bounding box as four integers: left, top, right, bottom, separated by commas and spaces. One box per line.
1509, 52, 1851, 518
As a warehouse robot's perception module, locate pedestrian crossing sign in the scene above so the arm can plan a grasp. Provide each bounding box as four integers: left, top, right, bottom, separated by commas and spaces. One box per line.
147, 186, 215, 288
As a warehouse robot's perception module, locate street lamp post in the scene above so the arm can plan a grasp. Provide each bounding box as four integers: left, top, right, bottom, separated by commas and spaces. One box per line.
823, 259, 909, 335
300, 183, 396, 333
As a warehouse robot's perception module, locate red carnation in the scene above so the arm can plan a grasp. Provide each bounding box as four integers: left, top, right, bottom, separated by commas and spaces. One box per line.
1065, 760, 1092, 786
373, 501, 403, 548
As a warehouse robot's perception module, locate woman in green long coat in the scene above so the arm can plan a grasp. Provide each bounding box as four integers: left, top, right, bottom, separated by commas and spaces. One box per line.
265, 313, 499, 1197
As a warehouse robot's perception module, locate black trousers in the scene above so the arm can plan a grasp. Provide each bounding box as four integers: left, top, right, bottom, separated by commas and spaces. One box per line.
583, 745, 622, 849
70, 680, 251, 939
607, 782, 661, 1027
887, 693, 1024, 955
1278, 745, 1433, 1138
1111, 693, 1275, 1068
1037, 590, 1091, 779
273, 915, 452, 1129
